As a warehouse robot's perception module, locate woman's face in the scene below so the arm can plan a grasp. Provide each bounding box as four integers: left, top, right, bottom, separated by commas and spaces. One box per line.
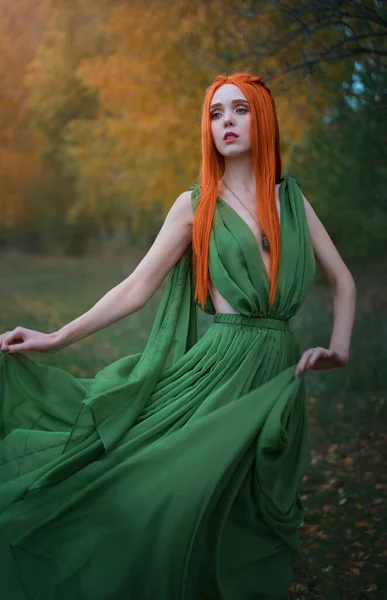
210, 84, 251, 157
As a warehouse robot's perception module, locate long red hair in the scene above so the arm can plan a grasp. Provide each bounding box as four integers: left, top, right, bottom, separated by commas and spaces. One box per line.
192, 73, 282, 308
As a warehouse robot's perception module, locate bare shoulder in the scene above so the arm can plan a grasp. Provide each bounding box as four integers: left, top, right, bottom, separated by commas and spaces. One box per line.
301, 191, 356, 288
171, 189, 194, 226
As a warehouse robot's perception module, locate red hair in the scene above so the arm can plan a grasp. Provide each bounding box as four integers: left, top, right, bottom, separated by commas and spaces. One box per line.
192, 73, 282, 309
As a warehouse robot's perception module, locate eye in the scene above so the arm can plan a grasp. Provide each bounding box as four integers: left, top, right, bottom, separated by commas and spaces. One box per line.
210, 106, 248, 119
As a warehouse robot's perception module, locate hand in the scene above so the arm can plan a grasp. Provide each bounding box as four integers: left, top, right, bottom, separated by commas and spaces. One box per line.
0, 327, 60, 355
295, 346, 349, 378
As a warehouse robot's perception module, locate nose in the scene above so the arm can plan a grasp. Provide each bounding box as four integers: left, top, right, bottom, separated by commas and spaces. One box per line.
223, 110, 235, 127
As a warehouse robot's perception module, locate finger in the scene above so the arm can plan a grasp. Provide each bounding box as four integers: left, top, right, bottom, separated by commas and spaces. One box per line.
2, 340, 13, 353
0, 334, 11, 352
307, 348, 331, 369
6, 343, 28, 354
297, 347, 323, 376
295, 357, 308, 377
2, 336, 23, 352
1, 332, 18, 347
297, 349, 317, 375
6, 335, 34, 352
307, 352, 321, 368
295, 357, 310, 377
3, 328, 26, 349
305, 349, 322, 369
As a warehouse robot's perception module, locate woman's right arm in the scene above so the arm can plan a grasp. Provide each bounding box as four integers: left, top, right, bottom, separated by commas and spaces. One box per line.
0, 190, 194, 354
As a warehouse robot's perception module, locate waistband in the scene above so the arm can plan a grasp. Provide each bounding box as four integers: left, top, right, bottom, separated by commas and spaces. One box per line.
213, 312, 290, 331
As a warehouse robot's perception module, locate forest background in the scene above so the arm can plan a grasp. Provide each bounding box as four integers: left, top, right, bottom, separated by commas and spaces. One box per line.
1, 1, 386, 597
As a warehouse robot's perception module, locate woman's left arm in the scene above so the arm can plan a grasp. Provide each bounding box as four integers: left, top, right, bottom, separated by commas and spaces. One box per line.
295, 194, 357, 378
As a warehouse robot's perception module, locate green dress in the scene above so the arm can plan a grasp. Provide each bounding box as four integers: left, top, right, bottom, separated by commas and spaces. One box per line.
0, 176, 316, 600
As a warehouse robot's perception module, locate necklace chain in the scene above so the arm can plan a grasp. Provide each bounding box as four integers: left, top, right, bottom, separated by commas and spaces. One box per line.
221, 179, 270, 251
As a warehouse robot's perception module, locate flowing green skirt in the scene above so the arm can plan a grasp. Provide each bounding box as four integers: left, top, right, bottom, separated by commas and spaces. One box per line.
0, 312, 310, 600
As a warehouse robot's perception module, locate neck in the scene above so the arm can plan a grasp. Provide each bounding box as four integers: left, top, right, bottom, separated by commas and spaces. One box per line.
220, 152, 256, 197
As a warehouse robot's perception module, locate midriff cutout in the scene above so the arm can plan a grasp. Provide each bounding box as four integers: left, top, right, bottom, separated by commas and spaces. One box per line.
208, 279, 241, 315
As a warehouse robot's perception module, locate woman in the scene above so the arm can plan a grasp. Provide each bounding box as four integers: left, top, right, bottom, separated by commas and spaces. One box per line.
0, 73, 356, 599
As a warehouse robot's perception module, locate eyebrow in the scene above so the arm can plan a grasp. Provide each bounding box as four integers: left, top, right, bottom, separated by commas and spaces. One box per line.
210, 99, 249, 110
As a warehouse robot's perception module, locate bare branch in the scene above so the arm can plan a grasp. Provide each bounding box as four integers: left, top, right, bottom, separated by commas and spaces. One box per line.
227, 1, 387, 76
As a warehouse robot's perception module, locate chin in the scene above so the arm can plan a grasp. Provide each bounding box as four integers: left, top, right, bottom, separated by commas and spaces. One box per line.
220, 146, 250, 157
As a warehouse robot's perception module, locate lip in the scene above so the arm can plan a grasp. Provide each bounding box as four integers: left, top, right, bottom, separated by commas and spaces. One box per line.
223, 132, 239, 141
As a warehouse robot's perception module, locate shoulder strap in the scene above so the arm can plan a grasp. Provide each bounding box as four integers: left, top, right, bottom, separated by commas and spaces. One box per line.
188, 183, 201, 212
282, 176, 315, 258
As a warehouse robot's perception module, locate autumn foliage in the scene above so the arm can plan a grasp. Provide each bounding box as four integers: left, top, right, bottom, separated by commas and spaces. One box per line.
0, 0, 334, 253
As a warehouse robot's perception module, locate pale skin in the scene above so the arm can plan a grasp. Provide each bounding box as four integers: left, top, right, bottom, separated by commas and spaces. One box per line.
0, 84, 356, 380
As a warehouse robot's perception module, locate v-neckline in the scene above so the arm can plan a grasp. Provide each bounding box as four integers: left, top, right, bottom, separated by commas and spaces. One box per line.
216, 177, 286, 282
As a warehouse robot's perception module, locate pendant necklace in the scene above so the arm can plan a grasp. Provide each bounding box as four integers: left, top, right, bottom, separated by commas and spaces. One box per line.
221, 180, 270, 251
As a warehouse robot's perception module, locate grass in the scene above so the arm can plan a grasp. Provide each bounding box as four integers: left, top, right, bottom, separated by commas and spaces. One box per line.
1, 250, 386, 599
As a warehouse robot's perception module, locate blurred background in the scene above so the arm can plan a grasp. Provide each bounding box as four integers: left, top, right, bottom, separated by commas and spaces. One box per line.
1, 1, 386, 596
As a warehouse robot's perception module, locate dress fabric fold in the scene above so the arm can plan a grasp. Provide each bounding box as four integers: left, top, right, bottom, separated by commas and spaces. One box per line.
0, 176, 316, 600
